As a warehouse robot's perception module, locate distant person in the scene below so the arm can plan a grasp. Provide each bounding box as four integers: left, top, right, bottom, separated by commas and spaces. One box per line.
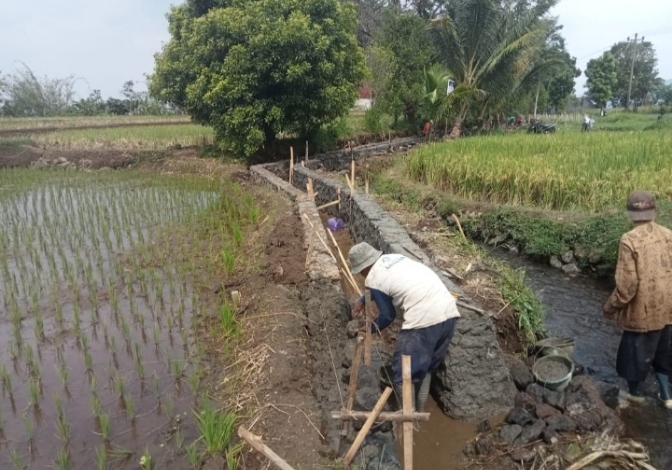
603, 191, 672, 409
348, 242, 460, 411
422, 121, 432, 138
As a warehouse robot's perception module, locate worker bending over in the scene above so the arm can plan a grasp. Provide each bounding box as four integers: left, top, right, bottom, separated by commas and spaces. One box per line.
348, 242, 460, 411
603, 190, 672, 409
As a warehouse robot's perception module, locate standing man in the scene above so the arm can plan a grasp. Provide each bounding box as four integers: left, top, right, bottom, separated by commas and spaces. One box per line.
349, 242, 460, 411
603, 190, 672, 409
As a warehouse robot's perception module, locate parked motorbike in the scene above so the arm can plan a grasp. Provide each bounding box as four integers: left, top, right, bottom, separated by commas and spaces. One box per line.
528, 119, 556, 134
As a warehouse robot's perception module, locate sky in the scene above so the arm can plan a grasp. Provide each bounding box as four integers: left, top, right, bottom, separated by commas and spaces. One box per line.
0, 0, 671, 99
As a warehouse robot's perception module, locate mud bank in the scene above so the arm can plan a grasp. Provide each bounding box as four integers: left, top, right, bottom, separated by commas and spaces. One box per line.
251, 166, 401, 468
254, 141, 517, 422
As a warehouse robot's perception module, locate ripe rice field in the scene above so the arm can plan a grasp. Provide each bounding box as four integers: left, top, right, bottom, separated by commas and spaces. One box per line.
0, 116, 191, 132
406, 130, 672, 212
32, 124, 215, 150
0, 168, 256, 469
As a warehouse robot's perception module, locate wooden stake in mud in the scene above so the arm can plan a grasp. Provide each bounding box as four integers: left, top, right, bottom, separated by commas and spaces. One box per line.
402, 355, 414, 470
301, 213, 336, 262
364, 289, 372, 366
289, 147, 294, 185
305, 140, 309, 162
306, 178, 315, 200
305, 225, 317, 268
351, 160, 356, 192
238, 426, 296, 470
342, 387, 393, 466
331, 410, 430, 422
342, 335, 364, 436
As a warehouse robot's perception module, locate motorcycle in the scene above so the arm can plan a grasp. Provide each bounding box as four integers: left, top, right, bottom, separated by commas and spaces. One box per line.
528, 119, 556, 134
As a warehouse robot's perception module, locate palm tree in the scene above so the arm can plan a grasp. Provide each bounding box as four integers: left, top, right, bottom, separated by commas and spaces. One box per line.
421, 63, 480, 137
430, 0, 559, 137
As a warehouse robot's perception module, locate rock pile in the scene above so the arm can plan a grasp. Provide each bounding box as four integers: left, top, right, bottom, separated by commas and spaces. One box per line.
465, 358, 624, 465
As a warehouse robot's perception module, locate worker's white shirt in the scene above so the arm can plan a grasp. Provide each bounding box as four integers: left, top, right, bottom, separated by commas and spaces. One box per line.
365, 254, 460, 330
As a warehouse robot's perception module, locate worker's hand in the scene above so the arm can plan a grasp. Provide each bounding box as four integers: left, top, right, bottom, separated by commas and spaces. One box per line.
602, 302, 618, 319
352, 299, 365, 317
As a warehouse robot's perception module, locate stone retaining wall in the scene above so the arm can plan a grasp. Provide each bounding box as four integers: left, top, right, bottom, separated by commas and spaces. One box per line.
251, 165, 401, 469
254, 139, 516, 420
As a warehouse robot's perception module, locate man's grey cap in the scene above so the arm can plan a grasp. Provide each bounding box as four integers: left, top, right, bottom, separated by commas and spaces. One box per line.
626, 190, 656, 222
348, 242, 382, 274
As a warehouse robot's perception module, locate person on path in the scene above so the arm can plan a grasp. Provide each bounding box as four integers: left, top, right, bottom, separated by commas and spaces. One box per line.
603, 190, 672, 409
348, 242, 460, 411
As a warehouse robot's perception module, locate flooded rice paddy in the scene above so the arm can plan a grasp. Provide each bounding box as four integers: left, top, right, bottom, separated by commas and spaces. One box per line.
0, 169, 221, 469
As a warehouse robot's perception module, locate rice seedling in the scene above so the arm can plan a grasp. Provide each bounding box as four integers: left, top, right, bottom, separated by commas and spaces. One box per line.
194, 402, 237, 456
95, 445, 107, 470
219, 301, 240, 339
170, 357, 185, 380
28, 378, 40, 409
222, 246, 235, 276
9, 447, 22, 470
125, 395, 136, 422
139, 448, 153, 470
54, 396, 70, 443
114, 371, 126, 403
186, 442, 200, 468
133, 343, 145, 380
98, 412, 111, 442
1, 363, 11, 395
54, 447, 70, 470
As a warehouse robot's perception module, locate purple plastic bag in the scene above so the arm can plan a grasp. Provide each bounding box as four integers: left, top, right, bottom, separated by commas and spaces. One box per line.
327, 217, 345, 232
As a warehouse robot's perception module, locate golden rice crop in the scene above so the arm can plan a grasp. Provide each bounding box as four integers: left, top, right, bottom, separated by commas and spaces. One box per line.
406, 131, 672, 212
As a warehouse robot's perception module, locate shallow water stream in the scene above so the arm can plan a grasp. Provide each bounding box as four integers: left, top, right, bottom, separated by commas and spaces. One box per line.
495, 250, 672, 469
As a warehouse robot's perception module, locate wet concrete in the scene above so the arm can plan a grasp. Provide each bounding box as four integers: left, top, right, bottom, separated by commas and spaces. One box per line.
493, 249, 672, 469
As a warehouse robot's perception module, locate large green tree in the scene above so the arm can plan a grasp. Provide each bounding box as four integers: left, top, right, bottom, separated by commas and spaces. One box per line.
430, 0, 559, 137
585, 52, 618, 110
609, 40, 659, 107
151, 0, 366, 158
374, 10, 435, 125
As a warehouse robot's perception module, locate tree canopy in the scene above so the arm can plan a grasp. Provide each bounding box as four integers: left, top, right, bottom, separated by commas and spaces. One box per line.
585, 52, 618, 109
151, 0, 366, 158
609, 40, 659, 107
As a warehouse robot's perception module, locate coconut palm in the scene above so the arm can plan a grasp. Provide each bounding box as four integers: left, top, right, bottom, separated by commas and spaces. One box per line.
421, 63, 481, 137
430, 0, 560, 137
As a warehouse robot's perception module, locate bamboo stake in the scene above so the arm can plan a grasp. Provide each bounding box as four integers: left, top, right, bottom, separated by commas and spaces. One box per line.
340, 268, 361, 297
351, 160, 355, 191
365, 177, 369, 195
331, 410, 430, 422
326, 228, 361, 296
364, 290, 372, 366
343, 387, 393, 466
451, 214, 466, 241
305, 225, 317, 268
316, 199, 341, 211
305, 140, 309, 162
402, 355, 413, 470
238, 426, 296, 470
301, 213, 336, 262
342, 335, 364, 436
306, 178, 314, 200
289, 147, 294, 185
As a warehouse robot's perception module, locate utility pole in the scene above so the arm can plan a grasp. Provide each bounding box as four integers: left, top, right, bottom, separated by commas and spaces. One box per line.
626, 34, 644, 110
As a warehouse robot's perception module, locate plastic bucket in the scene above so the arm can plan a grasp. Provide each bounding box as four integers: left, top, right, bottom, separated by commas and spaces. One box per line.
533, 354, 574, 391
535, 337, 575, 359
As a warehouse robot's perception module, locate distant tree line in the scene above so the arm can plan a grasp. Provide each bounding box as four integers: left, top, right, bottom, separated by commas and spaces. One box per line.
585, 40, 670, 110
0, 65, 183, 117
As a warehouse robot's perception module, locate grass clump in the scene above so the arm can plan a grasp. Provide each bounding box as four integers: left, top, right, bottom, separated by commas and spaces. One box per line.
194, 402, 237, 456
499, 268, 545, 345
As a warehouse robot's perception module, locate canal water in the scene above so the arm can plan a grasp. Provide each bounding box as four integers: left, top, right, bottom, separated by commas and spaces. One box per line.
495, 250, 672, 469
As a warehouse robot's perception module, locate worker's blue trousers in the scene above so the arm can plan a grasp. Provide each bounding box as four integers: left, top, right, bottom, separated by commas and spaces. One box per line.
391, 317, 458, 386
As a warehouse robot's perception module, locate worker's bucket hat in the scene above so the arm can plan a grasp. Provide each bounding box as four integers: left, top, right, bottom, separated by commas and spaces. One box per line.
626, 190, 656, 222
349, 242, 382, 274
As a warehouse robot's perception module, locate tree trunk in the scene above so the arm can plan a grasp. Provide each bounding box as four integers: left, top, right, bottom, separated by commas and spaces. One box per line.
449, 121, 462, 139
533, 87, 540, 119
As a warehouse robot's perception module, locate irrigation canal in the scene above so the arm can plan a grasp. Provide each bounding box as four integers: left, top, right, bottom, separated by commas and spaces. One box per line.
494, 250, 672, 469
